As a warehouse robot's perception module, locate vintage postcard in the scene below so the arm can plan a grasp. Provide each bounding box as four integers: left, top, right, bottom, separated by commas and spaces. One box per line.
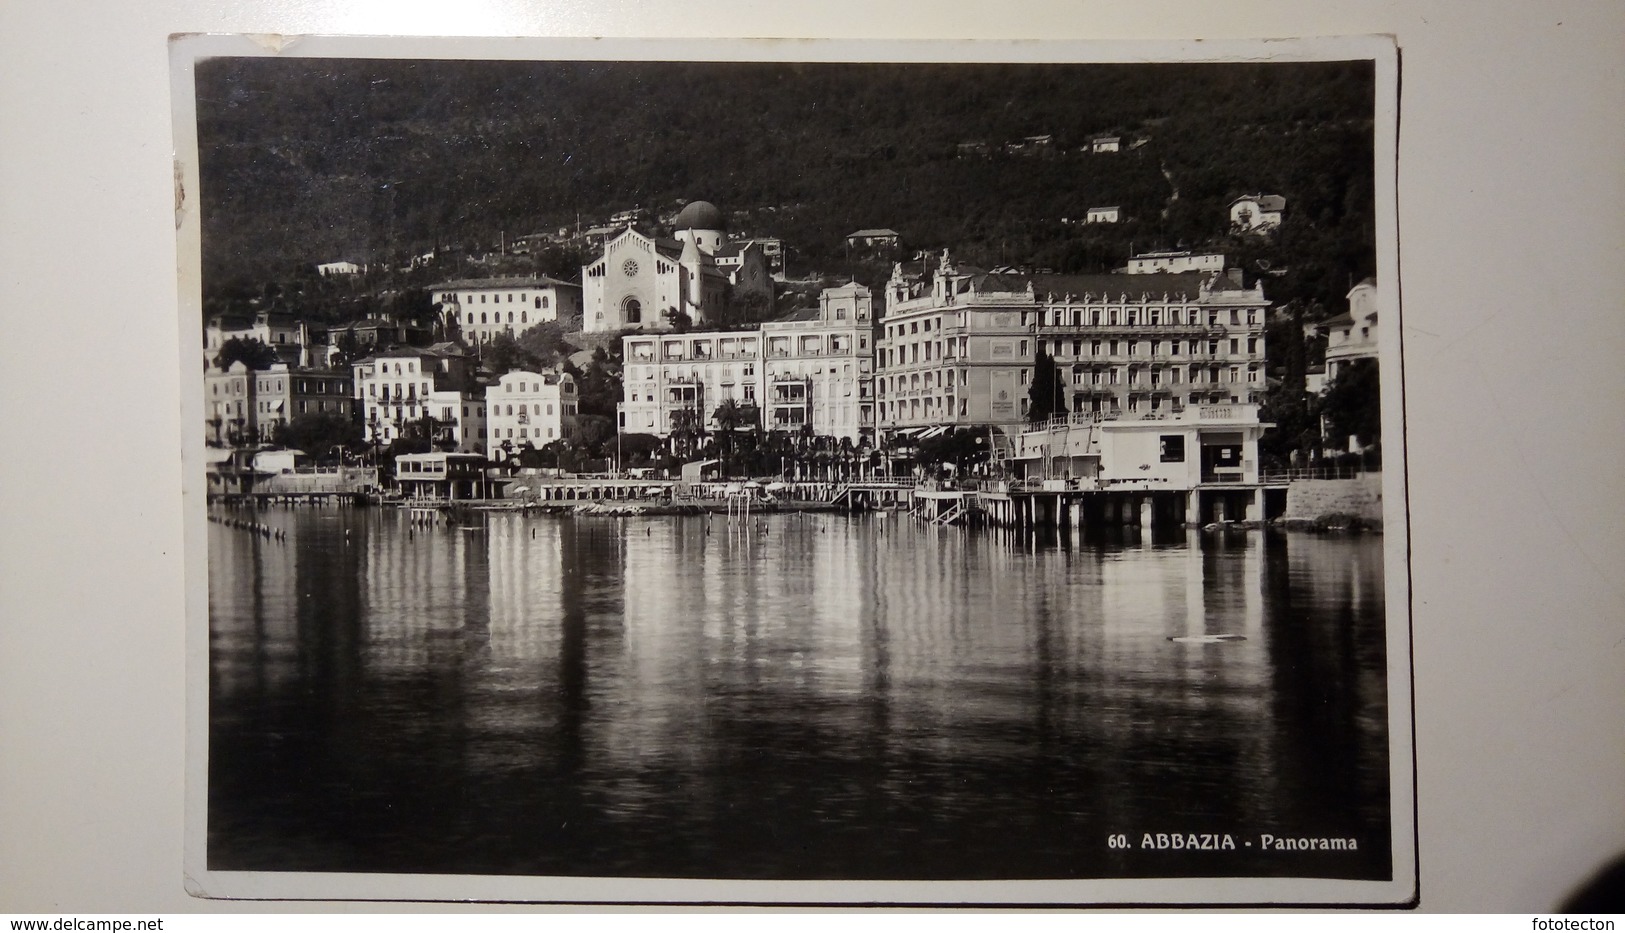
174, 34, 1412, 905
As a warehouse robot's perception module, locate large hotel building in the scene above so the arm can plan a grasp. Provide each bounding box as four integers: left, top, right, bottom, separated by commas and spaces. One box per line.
616, 251, 1271, 487
618, 283, 875, 443
875, 254, 1269, 432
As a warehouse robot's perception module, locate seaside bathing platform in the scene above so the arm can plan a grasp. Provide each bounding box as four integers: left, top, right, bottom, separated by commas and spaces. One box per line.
209, 470, 1302, 532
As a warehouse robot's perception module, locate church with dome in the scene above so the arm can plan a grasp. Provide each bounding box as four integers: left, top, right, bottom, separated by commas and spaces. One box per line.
580, 200, 773, 333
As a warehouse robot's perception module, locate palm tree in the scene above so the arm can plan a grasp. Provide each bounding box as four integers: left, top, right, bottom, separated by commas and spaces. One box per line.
670, 408, 702, 462
712, 398, 747, 477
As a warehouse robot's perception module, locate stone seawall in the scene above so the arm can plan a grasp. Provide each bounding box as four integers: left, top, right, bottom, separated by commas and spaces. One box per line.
1284, 473, 1383, 526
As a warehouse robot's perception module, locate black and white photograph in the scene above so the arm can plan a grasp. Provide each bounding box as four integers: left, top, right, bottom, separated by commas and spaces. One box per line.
174, 36, 1412, 905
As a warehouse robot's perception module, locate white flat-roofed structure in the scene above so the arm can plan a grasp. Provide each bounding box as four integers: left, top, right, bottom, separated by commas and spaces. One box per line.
430, 276, 583, 346
1085, 206, 1121, 224
1125, 250, 1226, 275
1010, 403, 1269, 489
485, 370, 579, 462
846, 228, 901, 250
393, 452, 491, 500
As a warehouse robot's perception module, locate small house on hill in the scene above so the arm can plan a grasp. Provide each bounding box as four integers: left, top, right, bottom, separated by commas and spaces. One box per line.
1229, 194, 1287, 232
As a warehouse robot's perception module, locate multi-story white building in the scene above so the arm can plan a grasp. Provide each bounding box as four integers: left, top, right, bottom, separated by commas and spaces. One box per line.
429, 276, 583, 346
616, 283, 876, 443
1322, 277, 1379, 383
618, 330, 762, 437
1124, 250, 1226, 275
484, 370, 579, 461
875, 253, 1269, 434
758, 282, 875, 441
204, 362, 258, 447
421, 389, 487, 454
353, 344, 482, 450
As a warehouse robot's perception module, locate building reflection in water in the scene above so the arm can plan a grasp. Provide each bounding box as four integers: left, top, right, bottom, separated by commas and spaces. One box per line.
208, 508, 1389, 880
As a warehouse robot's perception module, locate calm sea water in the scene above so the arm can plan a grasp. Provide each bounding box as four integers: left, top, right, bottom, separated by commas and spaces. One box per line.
207, 506, 1391, 881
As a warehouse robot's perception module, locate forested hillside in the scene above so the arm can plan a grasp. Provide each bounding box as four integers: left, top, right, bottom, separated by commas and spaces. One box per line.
195, 57, 1375, 316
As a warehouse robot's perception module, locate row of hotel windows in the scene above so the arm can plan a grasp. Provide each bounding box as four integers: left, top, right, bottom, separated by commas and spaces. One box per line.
629, 345, 759, 363
365, 400, 580, 419
881, 392, 1251, 420
465, 310, 533, 326
255, 399, 350, 415
368, 382, 432, 398
627, 335, 868, 362
628, 363, 859, 382
491, 403, 576, 416
377, 425, 488, 441
495, 427, 558, 440
370, 403, 479, 420
622, 406, 866, 432
500, 380, 571, 393
457, 292, 555, 308
254, 379, 349, 394
1040, 337, 1260, 358
879, 364, 1259, 394
884, 306, 1260, 338
213, 378, 350, 396
1033, 307, 1260, 327
628, 364, 757, 381
882, 336, 1260, 366
628, 383, 758, 404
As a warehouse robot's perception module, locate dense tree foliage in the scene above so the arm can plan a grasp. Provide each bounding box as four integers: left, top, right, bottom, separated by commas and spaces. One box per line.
1026, 350, 1069, 423
197, 59, 1379, 464
214, 336, 279, 371
197, 58, 1375, 318
917, 429, 988, 474
479, 332, 542, 374
271, 412, 364, 461
516, 321, 574, 366
1321, 358, 1381, 452
566, 346, 623, 418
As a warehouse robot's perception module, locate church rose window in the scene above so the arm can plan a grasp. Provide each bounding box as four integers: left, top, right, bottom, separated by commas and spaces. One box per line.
622, 259, 639, 277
